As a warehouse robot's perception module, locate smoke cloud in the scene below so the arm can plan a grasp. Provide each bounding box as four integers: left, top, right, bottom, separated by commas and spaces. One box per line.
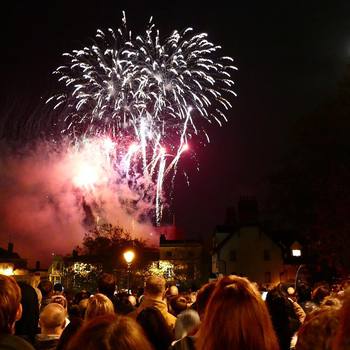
0, 140, 158, 268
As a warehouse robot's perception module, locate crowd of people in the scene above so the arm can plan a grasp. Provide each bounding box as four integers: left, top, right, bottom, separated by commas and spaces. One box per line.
0, 272, 350, 350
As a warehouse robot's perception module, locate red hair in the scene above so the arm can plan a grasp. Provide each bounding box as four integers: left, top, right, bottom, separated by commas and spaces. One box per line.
197, 275, 279, 350
0, 275, 21, 334
68, 314, 153, 350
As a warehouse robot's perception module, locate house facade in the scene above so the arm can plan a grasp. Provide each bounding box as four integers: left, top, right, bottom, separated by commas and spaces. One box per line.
159, 234, 204, 284
212, 197, 304, 286
212, 225, 285, 285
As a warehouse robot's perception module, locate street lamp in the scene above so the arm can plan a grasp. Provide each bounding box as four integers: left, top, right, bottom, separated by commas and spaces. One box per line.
123, 250, 135, 294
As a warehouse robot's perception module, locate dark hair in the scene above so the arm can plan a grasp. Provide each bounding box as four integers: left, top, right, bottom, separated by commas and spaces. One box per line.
97, 273, 116, 298
296, 283, 312, 304
73, 290, 90, 305
15, 282, 39, 343
38, 280, 53, 298
56, 317, 83, 350
53, 283, 64, 293
312, 285, 330, 305
68, 314, 154, 350
115, 292, 135, 315
195, 281, 216, 318
266, 284, 300, 350
136, 307, 173, 350
170, 296, 188, 316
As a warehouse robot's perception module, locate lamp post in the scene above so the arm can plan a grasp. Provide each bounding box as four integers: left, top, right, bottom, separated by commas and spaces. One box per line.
123, 250, 135, 294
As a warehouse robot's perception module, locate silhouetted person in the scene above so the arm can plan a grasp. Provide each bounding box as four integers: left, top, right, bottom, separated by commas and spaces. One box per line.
137, 307, 173, 350
15, 282, 39, 345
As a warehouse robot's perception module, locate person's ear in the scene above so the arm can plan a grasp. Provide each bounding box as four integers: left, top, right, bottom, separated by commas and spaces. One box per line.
15, 303, 23, 321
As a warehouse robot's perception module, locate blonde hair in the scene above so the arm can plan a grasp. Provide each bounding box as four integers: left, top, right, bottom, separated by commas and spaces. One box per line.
85, 293, 114, 321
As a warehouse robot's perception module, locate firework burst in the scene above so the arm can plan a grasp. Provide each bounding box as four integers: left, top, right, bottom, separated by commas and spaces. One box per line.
48, 12, 237, 224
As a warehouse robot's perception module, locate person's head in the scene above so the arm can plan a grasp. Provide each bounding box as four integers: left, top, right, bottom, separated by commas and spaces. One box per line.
51, 294, 68, 311
38, 280, 53, 298
312, 285, 330, 305
128, 295, 137, 307
85, 293, 114, 321
321, 295, 342, 310
74, 290, 90, 305
167, 285, 179, 298
56, 317, 83, 350
136, 307, 173, 350
297, 283, 312, 304
53, 283, 64, 294
170, 296, 188, 316
97, 273, 116, 298
0, 275, 22, 334
266, 283, 301, 350
197, 275, 279, 350
114, 292, 134, 315
144, 276, 166, 299
15, 282, 39, 342
39, 303, 66, 336
295, 308, 340, 350
333, 287, 350, 350
68, 314, 154, 350
78, 298, 89, 319
195, 281, 216, 319
175, 309, 200, 340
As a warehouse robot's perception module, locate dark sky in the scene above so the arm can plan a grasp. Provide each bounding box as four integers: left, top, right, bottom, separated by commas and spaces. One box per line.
1, 1, 349, 243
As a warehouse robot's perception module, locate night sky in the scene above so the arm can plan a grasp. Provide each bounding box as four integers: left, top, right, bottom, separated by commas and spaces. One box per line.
1, 1, 349, 260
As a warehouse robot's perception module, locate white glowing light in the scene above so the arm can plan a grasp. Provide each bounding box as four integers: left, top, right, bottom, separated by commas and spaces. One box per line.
0, 265, 14, 276
123, 250, 135, 264
292, 249, 301, 257
73, 163, 99, 188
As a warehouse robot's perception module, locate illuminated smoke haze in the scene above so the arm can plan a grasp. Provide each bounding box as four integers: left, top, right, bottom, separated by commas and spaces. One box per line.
0, 140, 157, 267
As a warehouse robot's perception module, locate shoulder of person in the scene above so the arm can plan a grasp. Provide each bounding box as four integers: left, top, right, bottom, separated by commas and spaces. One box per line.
0, 334, 36, 350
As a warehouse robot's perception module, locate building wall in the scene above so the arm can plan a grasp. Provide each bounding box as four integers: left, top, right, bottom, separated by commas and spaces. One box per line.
159, 243, 203, 281
213, 226, 285, 285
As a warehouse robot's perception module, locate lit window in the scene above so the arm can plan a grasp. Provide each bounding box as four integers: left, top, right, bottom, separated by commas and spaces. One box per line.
292, 249, 301, 257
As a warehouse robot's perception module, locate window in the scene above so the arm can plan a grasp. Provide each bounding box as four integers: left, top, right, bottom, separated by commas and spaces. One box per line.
292, 249, 301, 257
265, 272, 271, 283
229, 250, 237, 262
263, 249, 271, 261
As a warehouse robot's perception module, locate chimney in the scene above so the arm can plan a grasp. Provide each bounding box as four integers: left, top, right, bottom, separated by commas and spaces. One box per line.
238, 197, 259, 225
7, 242, 14, 254
225, 206, 236, 226
35, 261, 40, 270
